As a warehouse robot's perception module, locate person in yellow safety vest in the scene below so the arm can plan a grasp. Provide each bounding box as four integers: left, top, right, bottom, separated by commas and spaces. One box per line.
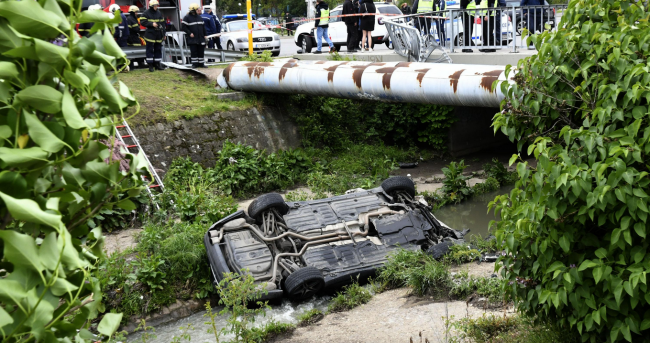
412, 0, 433, 34
460, 0, 477, 52
314, 0, 336, 54
477, 0, 497, 52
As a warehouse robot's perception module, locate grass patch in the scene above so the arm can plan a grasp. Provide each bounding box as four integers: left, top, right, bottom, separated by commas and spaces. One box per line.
119, 69, 256, 126
327, 281, 373, 313
449, 315, 580, 343
258, 322, 296, 341
297, 309, 324, 326
376, 249, 452, 298
443, 244, 482, 265
449, 271, 506, 305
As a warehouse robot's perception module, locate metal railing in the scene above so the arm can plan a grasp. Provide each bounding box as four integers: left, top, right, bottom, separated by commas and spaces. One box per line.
384, 4, 567, 59
383, 13, 452, 63
162, 31, 247, 66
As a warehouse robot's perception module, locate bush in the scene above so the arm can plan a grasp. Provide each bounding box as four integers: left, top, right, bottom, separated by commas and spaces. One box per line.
473, 177, 501, 196
483, 158, 516, 186
444, 244, 481, 265
376, 249, 452, 297
442, 160, 473, 203
492, 0, 650, 341
449, 315, 579, 343
282, 95, 455, 151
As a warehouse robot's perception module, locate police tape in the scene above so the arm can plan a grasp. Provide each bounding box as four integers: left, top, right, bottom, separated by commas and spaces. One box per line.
204, 12, 446, 39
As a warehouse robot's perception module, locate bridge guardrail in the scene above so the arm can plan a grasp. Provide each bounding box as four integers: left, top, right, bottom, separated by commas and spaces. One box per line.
384, 4, 567, 58
162, 31, 247, 66
384, 13, 452, 63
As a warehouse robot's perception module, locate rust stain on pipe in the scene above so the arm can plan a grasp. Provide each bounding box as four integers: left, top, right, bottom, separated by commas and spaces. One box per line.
351, 65, 370, 89
245, 62, 272, 78
415, 69, 430, 87
375, 67, 397, 90
315, 61, 326, 64
325, 62, 348, 83
278, 60, 299, 81
368, 62, 386, 66
449, 69, 465, 93
395, 62, 411, 68
223, 63, 234, 83
479, 70, 503, 93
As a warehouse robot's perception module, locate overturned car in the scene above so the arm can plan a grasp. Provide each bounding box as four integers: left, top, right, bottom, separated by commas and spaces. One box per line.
204, 176, 465, 301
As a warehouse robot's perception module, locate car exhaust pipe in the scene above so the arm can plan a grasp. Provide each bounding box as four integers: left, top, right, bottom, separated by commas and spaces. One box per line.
216, 60, 509, 108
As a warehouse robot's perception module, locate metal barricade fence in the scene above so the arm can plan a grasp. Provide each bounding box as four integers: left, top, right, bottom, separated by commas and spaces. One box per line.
384, 4, 567, 59
383, 13, 452, 63
162, 31, 248, 66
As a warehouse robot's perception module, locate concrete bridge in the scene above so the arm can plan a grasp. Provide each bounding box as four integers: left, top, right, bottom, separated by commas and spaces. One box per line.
217, 60, 512, 155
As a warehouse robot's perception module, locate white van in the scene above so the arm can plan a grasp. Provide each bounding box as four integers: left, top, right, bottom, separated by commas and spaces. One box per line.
293, 2, 403, 52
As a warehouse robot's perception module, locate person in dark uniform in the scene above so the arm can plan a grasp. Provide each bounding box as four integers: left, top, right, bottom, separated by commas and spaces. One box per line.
140, 0, 166, 72
400, 2, 411, 14
207, 6, 223, 49
109, 4, 130, 47
201, 5, 217, 62
126, 6, 142, 45
343, 0, 358, 52
521, 0, 542, 42
494, 0, 506, 45
183, 3, 207, 68
460, 0, 477, 52
78, 4, 102, 37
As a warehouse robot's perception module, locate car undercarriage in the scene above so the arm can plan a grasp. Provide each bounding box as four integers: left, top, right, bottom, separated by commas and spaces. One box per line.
204, 176, 465, 301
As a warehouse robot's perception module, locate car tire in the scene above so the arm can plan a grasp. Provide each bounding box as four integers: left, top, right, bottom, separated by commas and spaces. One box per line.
247, 193, 289, 224
454, 34, 463, 48
381, 176, 416, 199
227, 41, 235, 51
284, 266, 325, 301
516, 20, 525, 36
301, 35, 313, 53
271, 51, 280, 57
385, 40, 393, 49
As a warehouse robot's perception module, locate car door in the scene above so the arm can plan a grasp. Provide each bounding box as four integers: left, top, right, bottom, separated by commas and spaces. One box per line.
327, 9, 346, 44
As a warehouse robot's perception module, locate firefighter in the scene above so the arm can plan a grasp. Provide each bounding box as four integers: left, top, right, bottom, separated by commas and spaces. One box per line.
182, 3, 207, 68
78, 4, 102, 37
109, 4, 130, 47
201, 5, 217, 62
127, 6, 142, 46
140, 0, 166, 72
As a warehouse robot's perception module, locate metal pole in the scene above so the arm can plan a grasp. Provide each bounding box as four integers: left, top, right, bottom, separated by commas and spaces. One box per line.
511, 5, 517, 53
247, 0, 253, 55
449, 8, 454, 53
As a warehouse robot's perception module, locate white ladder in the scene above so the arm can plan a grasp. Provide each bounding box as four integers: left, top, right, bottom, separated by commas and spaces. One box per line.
115, 120, 164, 209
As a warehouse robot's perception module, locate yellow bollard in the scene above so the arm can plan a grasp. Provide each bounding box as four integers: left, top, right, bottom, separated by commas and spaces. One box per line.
247, 0, 253, 55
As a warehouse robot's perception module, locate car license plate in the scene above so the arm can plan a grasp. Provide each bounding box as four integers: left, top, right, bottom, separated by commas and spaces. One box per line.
255, 43, 270, 48
546, 21, 554, 25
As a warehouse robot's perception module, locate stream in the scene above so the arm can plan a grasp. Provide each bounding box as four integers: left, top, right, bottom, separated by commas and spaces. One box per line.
127, 186, 513, 343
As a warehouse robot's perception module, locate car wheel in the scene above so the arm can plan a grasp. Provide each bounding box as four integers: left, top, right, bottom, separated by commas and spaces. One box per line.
385, 40, 393, 49
381, 176, 416, 199
454, 34, 463, 48
333, 44, 341, 51
284, 267, 325, 301
227, 41, 235, 51
301, 35, 312, 53
271, 51, 280, 57
516, 20, 525, 36
427, 241, 455, 260
248, 193, 288, 223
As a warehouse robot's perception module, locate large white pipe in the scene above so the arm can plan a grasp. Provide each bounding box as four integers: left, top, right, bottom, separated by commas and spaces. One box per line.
216, 60, 508, 108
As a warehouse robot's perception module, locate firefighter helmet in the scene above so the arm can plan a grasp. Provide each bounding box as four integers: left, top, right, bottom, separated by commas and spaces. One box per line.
189, 3, 200, 10
88, 4, 102, 10
129, 5, 139, 12
149, 0, 159, 6
109, 4, 120, 12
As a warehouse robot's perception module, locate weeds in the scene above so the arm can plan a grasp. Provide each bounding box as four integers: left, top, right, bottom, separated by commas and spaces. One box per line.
449, 275, 506, 305
134, 319, 156, 343
443, 244, 481, 265
482, 158, 516, 186
376, 249, 452, 298
448, 315, 579, 343
203, 301, 221, 343
241, 50, 274, 62
442, 160, 473, 203
327, 280, 372, 313
171, 323, 194, 343
217, 271, 270, 342
469, 235, 498, 253
298, 309, 324, 326
328, 51, 356, 61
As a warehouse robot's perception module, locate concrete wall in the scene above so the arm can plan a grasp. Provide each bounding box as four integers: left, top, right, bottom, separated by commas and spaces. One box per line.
448, 106, 510, 156
132, 107, 301, 175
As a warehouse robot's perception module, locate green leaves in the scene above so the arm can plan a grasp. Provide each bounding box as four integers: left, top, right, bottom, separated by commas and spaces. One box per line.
0, 0, 62, 40
0, 230, 43, 273
16, 85, 62, 114
24, 111, 67, 153
97, 313, 123, 337
0, 191, 62, 230
0, 147, 48, 165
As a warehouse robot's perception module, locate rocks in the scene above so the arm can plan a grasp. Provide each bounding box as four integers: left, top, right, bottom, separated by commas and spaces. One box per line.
121, 297, 219, 333
415, 183, 443, 193
467, 178, 484, 187
213, 92, 247, 101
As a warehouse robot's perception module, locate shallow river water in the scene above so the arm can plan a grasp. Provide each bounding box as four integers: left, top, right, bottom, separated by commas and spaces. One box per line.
127, 186, 512, 342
